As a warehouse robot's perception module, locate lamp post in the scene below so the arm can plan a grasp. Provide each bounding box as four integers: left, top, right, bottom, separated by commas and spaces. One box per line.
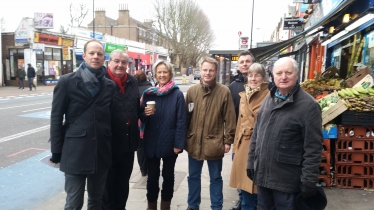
92, 0, 95, 38
250, 0, 254, 49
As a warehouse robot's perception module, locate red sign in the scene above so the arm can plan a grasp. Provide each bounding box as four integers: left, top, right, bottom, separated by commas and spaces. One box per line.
37, 33, 59, 45
241, 39, 248, 44
238, 31, 242, 36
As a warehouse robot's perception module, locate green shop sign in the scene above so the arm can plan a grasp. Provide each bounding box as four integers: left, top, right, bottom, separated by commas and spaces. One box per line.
105, 43, 125, 53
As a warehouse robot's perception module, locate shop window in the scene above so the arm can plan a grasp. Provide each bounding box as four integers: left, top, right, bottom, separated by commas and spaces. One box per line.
53, 48, 61, 60
36, 51, 44, 60
44, 47, 52, 60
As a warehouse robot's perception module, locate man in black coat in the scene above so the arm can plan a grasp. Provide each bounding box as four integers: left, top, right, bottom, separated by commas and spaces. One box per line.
228, 51, 255, 210
49, 40, 116, 209
102, 49, 140, 210
26, 63, 36, 91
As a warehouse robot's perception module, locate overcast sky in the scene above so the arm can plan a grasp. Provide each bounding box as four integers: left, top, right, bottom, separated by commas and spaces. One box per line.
1, 0, 294, 50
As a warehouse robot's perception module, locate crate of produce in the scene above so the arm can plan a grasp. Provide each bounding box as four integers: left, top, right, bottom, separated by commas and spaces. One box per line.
318, 174, 332, 187
318, 92, 348, 125
335, 176, 374, 189
336, 164, 374, 176
340, 111, 374, 126
338, 125, 374, 139
320, 163, 331, 177
321, 150, 331, 165
336, 139, 374, 152
336, 152, 374, 164
322, 139, 331, 151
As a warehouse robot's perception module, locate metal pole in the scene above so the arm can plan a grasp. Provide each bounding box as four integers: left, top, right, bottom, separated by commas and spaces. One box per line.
93, 0, 95, 38
152, 33, 155, 67
250, 0, 254, 49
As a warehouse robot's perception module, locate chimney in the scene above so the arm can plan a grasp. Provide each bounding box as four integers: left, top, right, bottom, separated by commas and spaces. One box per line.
118, 4, 130, 25
95, 8, 106, 26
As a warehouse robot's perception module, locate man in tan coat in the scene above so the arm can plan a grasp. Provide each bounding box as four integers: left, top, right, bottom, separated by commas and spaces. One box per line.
185, 57, 236, 210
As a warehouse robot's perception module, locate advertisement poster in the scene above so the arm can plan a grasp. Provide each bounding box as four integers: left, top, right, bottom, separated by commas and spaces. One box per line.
48, 61, 56, 75
34, 13, 54, 29
17, 59, 25, 70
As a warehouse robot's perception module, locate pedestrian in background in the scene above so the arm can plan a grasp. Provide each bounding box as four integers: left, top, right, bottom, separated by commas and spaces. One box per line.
185, 57, 236, 210
134, 70, 152, 177
140, 60, 186, 210
102, 49, 140, 210
228, 50, 255, 210
26, 63, 36, 91
17, 67, 26, 89
229, 63, 269, 210
49, 39, 116, 209
247, 57, 322, 210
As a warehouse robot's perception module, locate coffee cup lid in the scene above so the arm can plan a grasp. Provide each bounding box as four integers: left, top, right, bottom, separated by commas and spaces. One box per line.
146, 101, 156, 104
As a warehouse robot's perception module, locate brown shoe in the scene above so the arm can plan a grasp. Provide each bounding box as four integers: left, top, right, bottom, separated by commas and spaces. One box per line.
160, 200, 171, 210
147, 201, 157, 210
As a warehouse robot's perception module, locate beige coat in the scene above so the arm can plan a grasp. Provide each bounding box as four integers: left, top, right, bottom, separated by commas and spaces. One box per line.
185, 82, 236, 160
229, 83, 269, 193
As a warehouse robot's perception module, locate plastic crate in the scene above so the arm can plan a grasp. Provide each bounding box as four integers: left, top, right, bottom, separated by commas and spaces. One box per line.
320, 162, 331, 177
335, 152, 374, 164
335, 177, 374, 189
322, 139, 331, 151
318, 174, 332, 187
336, 139, 374, 152
340, 111, 374, 126
336, 164, 374, 176
338, 125, 374, 139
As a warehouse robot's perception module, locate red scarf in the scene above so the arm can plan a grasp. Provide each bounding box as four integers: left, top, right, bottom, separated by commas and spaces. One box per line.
107, 68, 128, 94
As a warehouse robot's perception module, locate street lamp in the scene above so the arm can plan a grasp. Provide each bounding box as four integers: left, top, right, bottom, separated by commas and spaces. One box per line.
92, 0, 95, 37
250, 0, 254, 49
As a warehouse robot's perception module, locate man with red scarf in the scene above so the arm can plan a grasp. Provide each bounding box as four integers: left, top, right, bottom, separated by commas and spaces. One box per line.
102, 49, 140, 210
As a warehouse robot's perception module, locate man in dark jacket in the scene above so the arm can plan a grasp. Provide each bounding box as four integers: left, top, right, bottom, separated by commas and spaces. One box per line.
102, 49, 140, 210
228, 51, 254, 210
26, 64, 36, 91
49, 40, 116, 209
247, 57, 322, 210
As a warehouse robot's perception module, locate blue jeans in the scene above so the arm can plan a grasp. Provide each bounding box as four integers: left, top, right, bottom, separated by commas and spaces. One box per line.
257, 186, 298, 210
187, 155, 223, 210
241, 190, 257, 210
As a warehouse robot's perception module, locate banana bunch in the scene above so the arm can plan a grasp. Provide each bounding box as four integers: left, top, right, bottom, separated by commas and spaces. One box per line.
338, 87, 374, 111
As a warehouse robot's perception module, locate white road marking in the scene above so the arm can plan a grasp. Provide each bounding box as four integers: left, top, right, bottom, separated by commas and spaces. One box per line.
8, 96, 16, 98
0, 125, 50, 143
22, 107, 51, 112
0, 102, 50, 110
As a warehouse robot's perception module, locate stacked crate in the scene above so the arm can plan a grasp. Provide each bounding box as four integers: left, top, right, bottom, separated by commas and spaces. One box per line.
319, 139, 332, 187
335, 125, 374, 189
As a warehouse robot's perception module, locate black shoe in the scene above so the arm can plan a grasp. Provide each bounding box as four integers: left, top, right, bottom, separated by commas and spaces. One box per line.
186, 208, 199, 210
29, 89, 32, 91
229, 200, 241, 210
34, 86, 36, 90
18, 87, 21, 89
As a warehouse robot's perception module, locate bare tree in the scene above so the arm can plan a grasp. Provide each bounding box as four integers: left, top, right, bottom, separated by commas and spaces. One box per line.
59, 25, 69, 34
1, 17, 5, 32
153, 0, 215, 68
69, 2, 89, 28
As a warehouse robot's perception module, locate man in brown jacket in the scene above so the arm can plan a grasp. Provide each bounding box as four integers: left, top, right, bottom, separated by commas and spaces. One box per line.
185, 57, 236, 210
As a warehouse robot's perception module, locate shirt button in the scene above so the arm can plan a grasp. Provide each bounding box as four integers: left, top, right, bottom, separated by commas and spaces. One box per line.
93, 137, 96, 140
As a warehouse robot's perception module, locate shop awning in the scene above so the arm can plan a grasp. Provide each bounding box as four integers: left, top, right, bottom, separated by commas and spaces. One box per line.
247, 0, 357, 62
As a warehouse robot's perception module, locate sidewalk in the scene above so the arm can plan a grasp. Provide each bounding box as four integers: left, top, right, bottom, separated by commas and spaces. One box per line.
36, 151, 239, 210
0, 85, 55, 97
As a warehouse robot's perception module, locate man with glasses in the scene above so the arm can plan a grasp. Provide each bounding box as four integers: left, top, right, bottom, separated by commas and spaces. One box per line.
185, 57, 236, 210
102, 49, 140, 210
228, 51, 255, 210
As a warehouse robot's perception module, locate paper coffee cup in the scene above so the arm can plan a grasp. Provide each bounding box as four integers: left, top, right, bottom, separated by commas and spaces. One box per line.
146, 101, 156, 114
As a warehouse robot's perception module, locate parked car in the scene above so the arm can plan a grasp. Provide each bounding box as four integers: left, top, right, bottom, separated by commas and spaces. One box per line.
194, 70, 201, 80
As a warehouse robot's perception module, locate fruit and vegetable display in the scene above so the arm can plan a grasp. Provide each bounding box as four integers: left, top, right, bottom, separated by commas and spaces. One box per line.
318, 92, 340, 112
338, 87, 374, 111
301, 79, 342, 97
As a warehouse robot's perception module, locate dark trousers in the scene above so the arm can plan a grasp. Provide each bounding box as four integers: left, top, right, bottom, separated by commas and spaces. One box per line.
18, 79, 24, 88
137, 139, 148, 173
64, 170, 108, 210
28, 77, 36, 90
102, 152, 135, 210
146, 154, 178, 202
257, 186, 298, 210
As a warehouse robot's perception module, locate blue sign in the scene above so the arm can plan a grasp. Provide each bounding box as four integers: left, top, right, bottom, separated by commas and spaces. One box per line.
90, 32, 103, 40
15, 38, 28, 43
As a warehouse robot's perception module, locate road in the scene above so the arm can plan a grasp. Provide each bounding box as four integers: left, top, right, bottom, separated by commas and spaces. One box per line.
0, 84, 194, 209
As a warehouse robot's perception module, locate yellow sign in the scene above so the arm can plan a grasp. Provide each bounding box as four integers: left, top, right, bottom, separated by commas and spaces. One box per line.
34, 32, 39, 42
62, 39, 74, 47
62, 46, 70, 60
231, 56, 238, 61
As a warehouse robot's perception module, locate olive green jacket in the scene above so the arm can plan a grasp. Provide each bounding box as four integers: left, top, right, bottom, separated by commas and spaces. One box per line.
18, 69, 26, 79
185, 82, 236, 160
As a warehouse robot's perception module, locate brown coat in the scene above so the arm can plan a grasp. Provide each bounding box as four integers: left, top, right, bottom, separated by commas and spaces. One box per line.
185, 82, 236, 160
229, 83, 269, 193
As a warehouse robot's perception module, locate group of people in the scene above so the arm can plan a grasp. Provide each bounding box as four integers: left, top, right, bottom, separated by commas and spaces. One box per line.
17, 63, 37, 91
49, 39, 324, 210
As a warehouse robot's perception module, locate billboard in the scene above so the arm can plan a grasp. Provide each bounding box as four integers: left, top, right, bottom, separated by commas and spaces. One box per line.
34, 13, 54, 29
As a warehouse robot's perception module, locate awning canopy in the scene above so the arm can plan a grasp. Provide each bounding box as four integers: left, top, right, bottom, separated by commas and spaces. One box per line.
251, 0, 356, 62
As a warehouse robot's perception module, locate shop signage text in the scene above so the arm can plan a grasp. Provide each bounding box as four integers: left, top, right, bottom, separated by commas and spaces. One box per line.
62, 39, 74, 47
35, 33, 60, 45
283, 18, 303, 30
15, 20, 30, 43
33, 43, 45, 52
231, 56, 239, 61
34, 13, 54, 29
105, 43, 125, 53
62, 46, 70, 60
